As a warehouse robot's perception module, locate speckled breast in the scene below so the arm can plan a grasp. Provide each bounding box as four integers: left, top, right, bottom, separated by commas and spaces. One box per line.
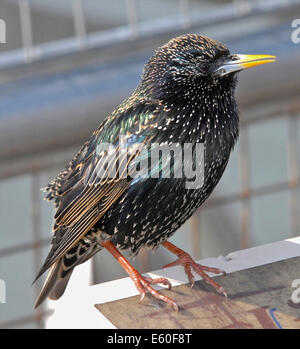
96, 141, 232, 255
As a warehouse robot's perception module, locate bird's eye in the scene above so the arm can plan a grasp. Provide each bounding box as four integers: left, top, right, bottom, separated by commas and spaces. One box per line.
229, 54, 239, 61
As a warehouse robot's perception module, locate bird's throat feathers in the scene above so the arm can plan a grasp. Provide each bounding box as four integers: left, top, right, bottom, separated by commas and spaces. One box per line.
139, 74, 239, 149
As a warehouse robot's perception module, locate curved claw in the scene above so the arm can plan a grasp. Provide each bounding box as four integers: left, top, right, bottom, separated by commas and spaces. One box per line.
164, 252, 227, 297
134, 274, 178, 311
139, 293, 144, 303
171, 301, 179, 312
217, 286, 228, 298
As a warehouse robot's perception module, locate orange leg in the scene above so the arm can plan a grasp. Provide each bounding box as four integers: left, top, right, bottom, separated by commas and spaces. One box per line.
162, 241, 227, 297
102, 241, 178, 311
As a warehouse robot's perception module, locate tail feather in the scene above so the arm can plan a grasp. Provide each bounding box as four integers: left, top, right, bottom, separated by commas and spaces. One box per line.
48, 272, 72, 301
34, 259, 73, 308
34, 230, 102, 308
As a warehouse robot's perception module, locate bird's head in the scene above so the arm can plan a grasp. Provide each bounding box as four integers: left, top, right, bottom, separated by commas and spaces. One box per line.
143, 34, 275, 102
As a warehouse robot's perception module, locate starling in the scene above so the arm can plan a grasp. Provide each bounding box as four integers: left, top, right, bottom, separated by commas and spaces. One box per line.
34, 34, 275, 310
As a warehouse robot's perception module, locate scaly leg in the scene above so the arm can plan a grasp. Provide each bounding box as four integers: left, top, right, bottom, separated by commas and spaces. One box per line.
102, 241, 178, 311
162, 241, 227, 297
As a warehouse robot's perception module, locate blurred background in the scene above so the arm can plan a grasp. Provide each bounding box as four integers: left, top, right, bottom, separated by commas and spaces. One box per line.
0, 0, 299, 328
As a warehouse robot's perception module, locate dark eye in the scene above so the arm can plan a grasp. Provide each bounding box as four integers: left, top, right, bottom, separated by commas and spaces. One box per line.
229, 54, 239, 61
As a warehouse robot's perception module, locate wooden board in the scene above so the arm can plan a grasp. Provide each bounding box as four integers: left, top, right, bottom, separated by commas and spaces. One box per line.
95, 256, 300, 329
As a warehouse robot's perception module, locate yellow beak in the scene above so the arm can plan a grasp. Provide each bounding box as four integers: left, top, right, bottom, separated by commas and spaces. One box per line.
214, 54, 276, 77
235, 54, 276, 69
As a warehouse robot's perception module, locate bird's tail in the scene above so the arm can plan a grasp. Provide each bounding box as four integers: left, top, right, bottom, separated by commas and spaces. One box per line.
34, 259, 73, 309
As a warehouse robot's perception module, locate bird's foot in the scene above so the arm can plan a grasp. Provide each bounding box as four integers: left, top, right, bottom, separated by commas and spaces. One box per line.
102, 240, 178, 311
131, 271, 179, 311
163, 252, 227, 297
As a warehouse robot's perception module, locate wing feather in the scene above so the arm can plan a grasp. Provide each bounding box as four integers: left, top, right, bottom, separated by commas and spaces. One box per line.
37, 100, 161, 279
37, 179, 129, 276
